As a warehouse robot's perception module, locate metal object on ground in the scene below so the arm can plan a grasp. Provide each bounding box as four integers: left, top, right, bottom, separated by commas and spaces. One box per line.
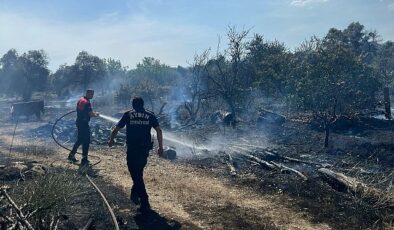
163, 146, 177, 160
11, 100, 44, 120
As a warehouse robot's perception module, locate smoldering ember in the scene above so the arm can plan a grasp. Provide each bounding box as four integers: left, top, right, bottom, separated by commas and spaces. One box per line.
0, 21, 393, 229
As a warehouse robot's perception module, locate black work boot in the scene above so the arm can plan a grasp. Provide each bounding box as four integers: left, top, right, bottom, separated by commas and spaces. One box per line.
67, 153, 78, 163
80, 157, 90, 166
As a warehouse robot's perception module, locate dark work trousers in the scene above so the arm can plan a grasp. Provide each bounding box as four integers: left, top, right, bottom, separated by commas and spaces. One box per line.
127, 147, 150, 203
70, 123, 91, 162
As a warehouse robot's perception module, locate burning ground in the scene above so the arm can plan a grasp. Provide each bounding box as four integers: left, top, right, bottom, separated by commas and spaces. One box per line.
0, 99, 393, 230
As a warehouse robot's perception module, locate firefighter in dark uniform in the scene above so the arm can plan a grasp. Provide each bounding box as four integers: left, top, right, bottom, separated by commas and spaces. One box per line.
68, 89, 99, 166
108, 97, 163, 211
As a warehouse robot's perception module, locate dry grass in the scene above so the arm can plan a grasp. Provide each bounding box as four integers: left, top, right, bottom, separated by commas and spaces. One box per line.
96, 147, 331, 230
4, 169, 92, 229
356, 173, 394, 229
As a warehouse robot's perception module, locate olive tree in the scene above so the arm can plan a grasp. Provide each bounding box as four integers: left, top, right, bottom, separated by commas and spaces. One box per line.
289, 33, 379, 147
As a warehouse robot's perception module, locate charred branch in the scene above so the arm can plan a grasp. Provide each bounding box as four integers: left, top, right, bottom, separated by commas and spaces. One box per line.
223, 152, 237, 176
318, 168, 394, 209
270, 162, 308, 180
0, 189, 34, 230
82, 217, 95, 230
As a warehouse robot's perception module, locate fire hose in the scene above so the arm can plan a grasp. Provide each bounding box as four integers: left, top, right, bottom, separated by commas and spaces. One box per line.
51, 110, 119, 230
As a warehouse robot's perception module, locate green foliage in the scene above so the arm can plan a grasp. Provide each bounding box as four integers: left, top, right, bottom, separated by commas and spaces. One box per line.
288, 27, 380, 146
51, 64, 74, 96
118, 57, 180, 112
105, 58, 127, 78
246, 34, 291, 98
115, 83, 133, 106
0, 49, 21, 95
74, 51, 106, 91
51, 52, 127, 97
375, 41, 394, 86
0, 49, 49, 100
291, 38, 378, 114
131, 57, 179, 84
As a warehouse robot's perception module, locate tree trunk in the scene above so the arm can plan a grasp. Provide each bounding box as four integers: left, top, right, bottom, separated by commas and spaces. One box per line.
22, 85, 32, 101
148, 97, 154, 112
324, 123, 330, 148
383, 87, 392, 120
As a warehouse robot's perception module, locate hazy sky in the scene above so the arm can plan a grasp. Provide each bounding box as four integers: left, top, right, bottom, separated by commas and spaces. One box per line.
1, 0, 393, 71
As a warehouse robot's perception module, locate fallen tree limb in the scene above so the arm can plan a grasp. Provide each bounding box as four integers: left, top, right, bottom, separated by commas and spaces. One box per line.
230, 143, 325, 167
0, 212, 14, 224
236, 152, 276, 170
232, 156, 260, 166
176, 121, 198, 131
0, 189, 34, 230
158, 102, 167, 116
270, 162, 308, 180
233, 150, 308, 180
82, 217, 95, 230
318, 168, 394, 209
265, 151, 322, 166
224, 152, 237, 176
318, 168, 368, 193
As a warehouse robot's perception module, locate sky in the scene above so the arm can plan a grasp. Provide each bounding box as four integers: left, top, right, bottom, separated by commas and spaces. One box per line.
0, 0, 393, 71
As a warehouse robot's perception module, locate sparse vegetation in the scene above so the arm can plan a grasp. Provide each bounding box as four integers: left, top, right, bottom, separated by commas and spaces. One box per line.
1, 168, 91, 229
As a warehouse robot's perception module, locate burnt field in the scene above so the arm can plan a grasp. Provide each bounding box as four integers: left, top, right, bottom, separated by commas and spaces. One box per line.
0, 98, 393, 230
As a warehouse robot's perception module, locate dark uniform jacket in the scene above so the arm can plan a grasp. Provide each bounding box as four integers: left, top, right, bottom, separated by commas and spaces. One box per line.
116, 109, 159, 149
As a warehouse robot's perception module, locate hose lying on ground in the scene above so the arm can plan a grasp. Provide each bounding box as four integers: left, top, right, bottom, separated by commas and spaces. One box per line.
51, 110, 119, 230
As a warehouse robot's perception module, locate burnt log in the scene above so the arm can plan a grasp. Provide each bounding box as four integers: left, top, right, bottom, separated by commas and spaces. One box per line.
270, 162, 307, 180
223, 152, 237, 176
0, 163, 28, 180
318, 168, 394, 208
240, 152, 276, 170
261, 150, 325, 167
0, 162, 47, 181
318, 168, 367, 193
